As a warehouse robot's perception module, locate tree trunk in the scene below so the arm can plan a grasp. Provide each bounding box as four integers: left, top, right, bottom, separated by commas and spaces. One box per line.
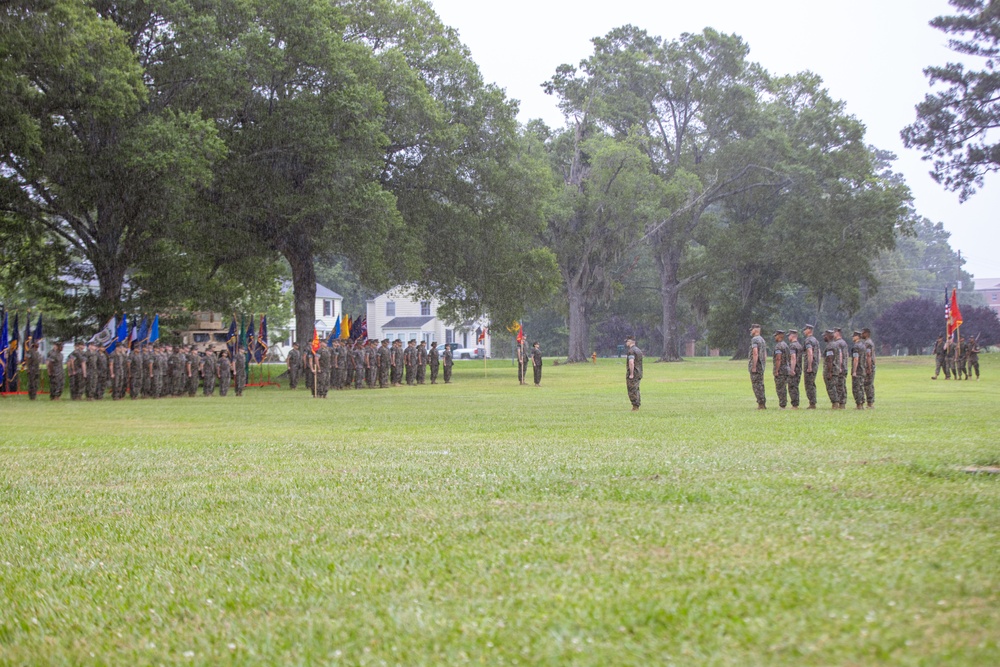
566, 283, 589, 363
654, 244, 683, 361
281, 233, 318, 349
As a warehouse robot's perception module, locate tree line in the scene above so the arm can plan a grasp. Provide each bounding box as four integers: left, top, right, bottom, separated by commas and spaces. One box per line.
1, 1, 992, 358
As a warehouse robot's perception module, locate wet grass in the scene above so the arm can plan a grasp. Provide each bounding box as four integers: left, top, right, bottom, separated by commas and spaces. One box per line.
1, 355, 998, 665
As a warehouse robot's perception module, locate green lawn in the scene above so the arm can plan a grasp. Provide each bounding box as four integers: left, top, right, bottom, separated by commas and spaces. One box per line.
1, 356, 998, 665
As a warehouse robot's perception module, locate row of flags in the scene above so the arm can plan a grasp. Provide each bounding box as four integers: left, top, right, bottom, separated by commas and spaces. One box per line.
90, 314, 161, 354
226, 314, 270, 363
310, 314, 368, 352
0, 312, 44, 382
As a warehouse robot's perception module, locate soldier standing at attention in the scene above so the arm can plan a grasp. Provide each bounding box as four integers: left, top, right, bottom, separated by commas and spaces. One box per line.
353, 342, 365, 389
861, 327, 876, 408
67, 341, 85, 400
286, 342, 301, 389
772, 330, 790, 409
187, 346, 200, 397
822, 330, 839, 408
377, 339, 390, 388
786, 329, 803, 409
748, 324, 767, 410
416, 341, 427, 385
404, 339, 417, 386
801, 325, 819, 409
234, 344, 247, 396
95, 344, 110, 400
25, 341, 42, 400
850, 331, 868, 410
428, 342, 440, 384
155, 344, 169, 398
625, 335, 643, 411
126, 346, 140, 399
318, 343, 332, 397
967, 336, 980, 380
932, 334, 949, 379
516, 340, 528, 385
833, 328, 849, 409
172, 346, 187, 397
84, 342, 98, 399
442, 343, 454, 384
47, 342, 65, 400
108, 345, 123, 400
202, 348, 217, 396
531, 342, 542, 386
366, 341, 378, 388
218, 350, 232, 396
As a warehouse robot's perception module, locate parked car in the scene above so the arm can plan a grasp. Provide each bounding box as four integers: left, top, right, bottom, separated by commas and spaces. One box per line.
452, 346, 485, 360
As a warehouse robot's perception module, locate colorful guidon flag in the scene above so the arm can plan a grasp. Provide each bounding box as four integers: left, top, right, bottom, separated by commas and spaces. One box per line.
947, 288, 963, 337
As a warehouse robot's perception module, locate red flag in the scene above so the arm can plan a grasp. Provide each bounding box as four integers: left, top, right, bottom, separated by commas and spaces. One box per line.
515, 322, 524, 345
311, 328, 321, 353
947, 289, 963, 336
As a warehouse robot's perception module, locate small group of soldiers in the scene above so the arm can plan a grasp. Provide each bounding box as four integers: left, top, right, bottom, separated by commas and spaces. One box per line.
37, 340, 249, 401
515, 341, 543, 386
284, 338, 454, 397
932, 334, 981, 380
749, 324, 876, 410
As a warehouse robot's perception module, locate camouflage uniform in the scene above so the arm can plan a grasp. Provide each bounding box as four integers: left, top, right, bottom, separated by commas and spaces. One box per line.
802, 328, 820, 408
625, 340, 643, 409
67, 345, 86, 400
404, 342, 417, 386
748, 328, 767, 408
353, 345, 365, 389
932, 337, 949, 379
153, 347, 167, 398
317, 345, 331, 398
442, 346, 453, 384
532, 344, 542, 386
823, 332, 839, 407
95, 348, 109, 400
47, 345, 65, 400
234, 350, 247, 396
834, 332, 849, 408
331, 342, 343, 390
862, 331, 876, 406
391, 342, 403, 385
377, 341, 390, 388
416, 342, 427, 384
772, 332, 790, 409
127, 350, 141, 399
25, 345, 42, 400
202, 351, 217, 396
171, 348, 186, 397
286, 346, 301, 389
516, 342, 528, 385
967, 338, 980, 379
218, 354, 232, 396
85, 346, 99, 399
429, 344, 440, 384
366, 343, 377, 388
787, 332, 803, 408
188, 349, 201, 396
109, 348, 125, 400
850, 334, 867, 408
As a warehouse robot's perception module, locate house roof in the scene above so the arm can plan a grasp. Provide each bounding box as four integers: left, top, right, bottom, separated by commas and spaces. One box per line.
315, 283, 342, 299
973, 278, 1000, 291
383, 316, 435, 329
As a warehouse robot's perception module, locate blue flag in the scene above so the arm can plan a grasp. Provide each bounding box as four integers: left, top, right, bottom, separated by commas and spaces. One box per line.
226, 315, 238, 358
254, 314, 269, 364
33, 314, 42, 342
137, 316, 149, 343
149, 314, 159, 343
0, 311, 8, 386
117, 314, 129, 346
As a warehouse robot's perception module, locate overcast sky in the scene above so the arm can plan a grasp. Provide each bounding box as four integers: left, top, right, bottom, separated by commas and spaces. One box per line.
428, 0, 1000, 281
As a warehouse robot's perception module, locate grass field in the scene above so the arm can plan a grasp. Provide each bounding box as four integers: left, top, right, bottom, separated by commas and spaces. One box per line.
1, 355, 998, 665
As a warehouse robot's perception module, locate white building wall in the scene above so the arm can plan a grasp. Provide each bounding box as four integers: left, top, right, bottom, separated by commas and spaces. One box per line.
365, 285, 491, 356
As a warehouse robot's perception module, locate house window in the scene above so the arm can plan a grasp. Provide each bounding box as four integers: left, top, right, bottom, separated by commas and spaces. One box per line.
386, 301, 396, 316
445, 329, 454, 344
323, 300, 332, 317
420, 301, 431, 316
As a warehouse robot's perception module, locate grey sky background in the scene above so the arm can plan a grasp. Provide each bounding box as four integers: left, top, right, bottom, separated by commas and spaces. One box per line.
428, 0, 1000, 281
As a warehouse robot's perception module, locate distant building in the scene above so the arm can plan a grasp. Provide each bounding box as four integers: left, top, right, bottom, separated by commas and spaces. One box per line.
283, 283, 344, 344
973, 278, 1000, 316
366, 285, 491, 356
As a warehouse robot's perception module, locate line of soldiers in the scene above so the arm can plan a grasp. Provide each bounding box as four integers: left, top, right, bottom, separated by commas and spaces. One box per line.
932, 334, 981, 380
285, 338, 454, 397
38, 341, 249, 401
749, 324, 876, 410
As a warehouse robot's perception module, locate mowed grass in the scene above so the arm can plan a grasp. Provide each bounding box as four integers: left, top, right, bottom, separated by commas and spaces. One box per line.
1, 356, 998, 666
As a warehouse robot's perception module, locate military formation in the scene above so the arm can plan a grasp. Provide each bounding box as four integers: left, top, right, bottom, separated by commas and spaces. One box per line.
748, 324, 877, 410
288, 338, 454, 398
931, 334, 981, 380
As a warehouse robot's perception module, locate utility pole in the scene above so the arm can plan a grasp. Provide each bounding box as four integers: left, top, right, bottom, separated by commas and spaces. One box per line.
957, 250, 962, 291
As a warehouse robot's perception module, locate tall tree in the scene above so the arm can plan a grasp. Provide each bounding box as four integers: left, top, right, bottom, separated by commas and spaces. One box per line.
902, 0, 1000, 200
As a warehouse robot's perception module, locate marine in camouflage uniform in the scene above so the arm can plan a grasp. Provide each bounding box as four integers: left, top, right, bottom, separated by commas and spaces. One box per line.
47, 342, 65, 400
404, 340, 417, 386
188, 347, 201, 397
25, 342, 42, 400
67, 342, 86, 400
516, 341, 528, 385
625, 336, 643, 410
822, 330, 840, 408
772, 330, 790, 409
85, 343, 99, 399
416, 341, 427, 385
127, 348, 141, 399
932, 335, 950, 380
96, 346, 110, 400
966, 336, 980, 379
429, 342, 440, 384
833, 328, 849, 409
353, 343, 365, 389
141, 345, 153, 397
331, 340, 343, 390
286, 343, 301, 389
377, 340, 390, 388
234, 347, 247, 396
109, 346, 125, 400
748, 324, 767, 409
955, 337, 967, 379
801, 325, 819, 409
154, 345, 168, 398
850, 331, 868, 409
786, 330, 803, 408
218, 351, 232, 396
391, 340, 403, 386
202, 349, 217, 396
366, 341, 377, 388
171, 346, 186, 397
442, 344, 453, 384
532, 342, 542, 386
317, 344, 331, 398
861, 328, 876, 407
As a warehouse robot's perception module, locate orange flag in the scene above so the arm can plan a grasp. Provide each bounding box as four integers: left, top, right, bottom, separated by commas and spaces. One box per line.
947, 288, 963, 336
311, 328, 321, 352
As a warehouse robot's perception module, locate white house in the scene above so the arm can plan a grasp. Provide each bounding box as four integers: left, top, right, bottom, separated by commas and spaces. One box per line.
366, 285, 491, 356
284, 283, 344, 344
